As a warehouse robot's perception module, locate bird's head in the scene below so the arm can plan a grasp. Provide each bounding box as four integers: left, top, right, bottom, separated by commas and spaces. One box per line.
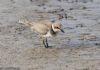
52, 21, 64, 33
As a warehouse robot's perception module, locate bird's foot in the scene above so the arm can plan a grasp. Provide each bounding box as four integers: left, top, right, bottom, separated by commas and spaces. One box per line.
44, 45, 53, 48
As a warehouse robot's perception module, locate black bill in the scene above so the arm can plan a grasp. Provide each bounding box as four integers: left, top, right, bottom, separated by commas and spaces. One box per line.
60, 29, 65, 33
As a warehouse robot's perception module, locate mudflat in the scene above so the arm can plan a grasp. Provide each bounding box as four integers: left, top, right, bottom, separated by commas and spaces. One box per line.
0, 0, 100, 70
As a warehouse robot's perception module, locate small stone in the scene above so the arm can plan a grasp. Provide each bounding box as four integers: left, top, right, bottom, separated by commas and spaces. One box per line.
95, 43, 100, 46
58, 0, 61, 2
69, 8, 74, 10
82, 7, 87, 9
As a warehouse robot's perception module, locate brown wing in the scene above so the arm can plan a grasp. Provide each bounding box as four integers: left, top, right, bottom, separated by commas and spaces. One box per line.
32, 22, 52, 35
37, 20, 52, 29
29, 20, 52, 35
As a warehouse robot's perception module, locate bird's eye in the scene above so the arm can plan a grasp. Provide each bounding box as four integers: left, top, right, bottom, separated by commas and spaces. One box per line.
55, 27, 59, 29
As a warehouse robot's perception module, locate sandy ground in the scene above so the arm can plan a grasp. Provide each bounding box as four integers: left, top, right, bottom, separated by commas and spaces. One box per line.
0, 0, 100, 70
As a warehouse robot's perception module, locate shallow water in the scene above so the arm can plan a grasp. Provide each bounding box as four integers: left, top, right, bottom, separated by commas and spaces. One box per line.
0, 0, 100, 70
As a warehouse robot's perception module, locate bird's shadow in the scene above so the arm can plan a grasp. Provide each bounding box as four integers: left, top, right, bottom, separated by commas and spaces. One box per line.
47, 46, 53, 48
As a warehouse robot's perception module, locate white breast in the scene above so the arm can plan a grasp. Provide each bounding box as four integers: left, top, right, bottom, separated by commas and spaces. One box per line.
42, 31, 53, 38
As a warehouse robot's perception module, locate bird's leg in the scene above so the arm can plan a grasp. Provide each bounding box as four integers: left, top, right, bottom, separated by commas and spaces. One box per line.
45, 38, 49, 48
42, 38, 48, 48
41, 36, 49, 48
42, 38, 49, 48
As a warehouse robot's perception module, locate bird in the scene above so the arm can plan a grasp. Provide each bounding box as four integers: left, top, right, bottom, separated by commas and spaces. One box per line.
19, 19, 64, 48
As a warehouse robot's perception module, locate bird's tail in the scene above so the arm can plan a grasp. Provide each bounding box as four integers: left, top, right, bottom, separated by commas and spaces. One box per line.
18, 18, 33, 27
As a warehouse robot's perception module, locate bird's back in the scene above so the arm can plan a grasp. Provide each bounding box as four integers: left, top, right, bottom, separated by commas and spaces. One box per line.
30, 20, 52, 35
